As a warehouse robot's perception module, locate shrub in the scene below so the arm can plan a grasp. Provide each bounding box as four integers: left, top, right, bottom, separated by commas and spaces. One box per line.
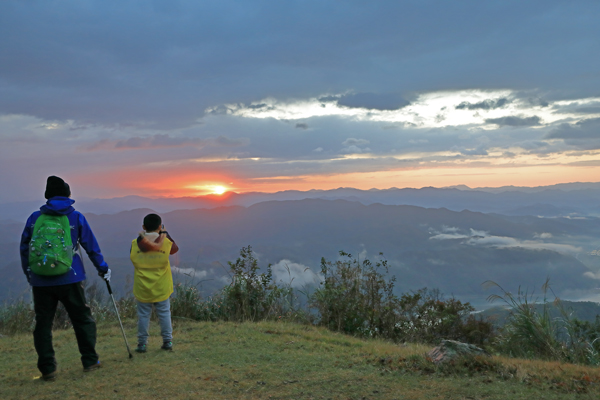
169, 246, 305, 323
568, 316, 600, 365
310, 251, 495, 345
395, 288, 492, 346
310, 251, 399, 338
220, 246, 294, 321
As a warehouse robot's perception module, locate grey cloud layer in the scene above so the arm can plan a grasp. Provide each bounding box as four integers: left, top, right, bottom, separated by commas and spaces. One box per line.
456, 98, 510, 110
485, 116, 542, 127
1, 0, 599, 128
87, 134, 249, 150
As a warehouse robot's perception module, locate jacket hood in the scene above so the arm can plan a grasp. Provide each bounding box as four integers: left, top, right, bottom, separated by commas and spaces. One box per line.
40, 197, 76, 215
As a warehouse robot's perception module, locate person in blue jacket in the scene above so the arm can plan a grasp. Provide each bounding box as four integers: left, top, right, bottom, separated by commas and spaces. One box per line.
20, 176, 111, 381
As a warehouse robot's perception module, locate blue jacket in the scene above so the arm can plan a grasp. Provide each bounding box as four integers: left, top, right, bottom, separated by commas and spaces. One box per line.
20, 197, 109, 287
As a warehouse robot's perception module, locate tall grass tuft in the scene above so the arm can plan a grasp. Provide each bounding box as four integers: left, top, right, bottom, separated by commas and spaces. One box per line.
0, 298, 34, 335
485, 279, 600, 365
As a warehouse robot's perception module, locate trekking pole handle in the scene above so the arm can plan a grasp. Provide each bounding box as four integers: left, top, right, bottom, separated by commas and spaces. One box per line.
106, 280, 113, 295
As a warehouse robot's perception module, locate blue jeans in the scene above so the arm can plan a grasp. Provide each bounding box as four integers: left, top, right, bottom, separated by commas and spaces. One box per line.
136, 298, 173, 344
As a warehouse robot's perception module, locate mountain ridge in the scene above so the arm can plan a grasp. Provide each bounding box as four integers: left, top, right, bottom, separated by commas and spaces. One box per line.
2, 182, 600, 221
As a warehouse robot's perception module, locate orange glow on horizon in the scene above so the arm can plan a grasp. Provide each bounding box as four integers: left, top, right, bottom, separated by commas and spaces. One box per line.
76, 162, 600, 200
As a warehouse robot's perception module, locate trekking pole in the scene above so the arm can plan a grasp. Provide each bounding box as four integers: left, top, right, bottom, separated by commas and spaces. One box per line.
106, 280, 133, 359
79, 248, 133, 359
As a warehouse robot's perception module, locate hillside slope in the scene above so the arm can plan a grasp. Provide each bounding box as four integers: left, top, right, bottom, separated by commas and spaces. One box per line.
2, 320, 600, 399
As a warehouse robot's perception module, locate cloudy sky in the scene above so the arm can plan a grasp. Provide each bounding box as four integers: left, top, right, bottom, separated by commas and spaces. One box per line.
1, 0, 599, 203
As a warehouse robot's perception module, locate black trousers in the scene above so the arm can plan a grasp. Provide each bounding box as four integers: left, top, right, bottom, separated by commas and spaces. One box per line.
32, 282, 99, 374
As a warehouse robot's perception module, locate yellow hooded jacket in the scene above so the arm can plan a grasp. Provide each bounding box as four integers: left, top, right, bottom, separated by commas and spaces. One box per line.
130, 237, 173, 303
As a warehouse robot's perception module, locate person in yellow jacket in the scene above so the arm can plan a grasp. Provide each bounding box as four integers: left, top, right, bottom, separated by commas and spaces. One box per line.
130, 213, 179, 352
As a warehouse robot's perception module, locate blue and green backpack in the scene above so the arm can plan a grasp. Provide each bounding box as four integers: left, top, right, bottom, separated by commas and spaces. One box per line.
28, 214, 74, 276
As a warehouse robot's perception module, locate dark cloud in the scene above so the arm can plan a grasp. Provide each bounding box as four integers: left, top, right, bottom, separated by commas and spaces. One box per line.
342, 138, 370, 147
317, 95, 341, 103
212, 135, 251, 147
247, 103, 269, 110
87, 134, 249, 150
571, 107, 600, 114
0, 1, 599, 128
336, 93, 410, 111
525, 97, 550, 107
552, 105, 600, 115
295, 123, 308, 129
455, 98, 510, 110
546, 118, 600, 139
485, 116, 542, 127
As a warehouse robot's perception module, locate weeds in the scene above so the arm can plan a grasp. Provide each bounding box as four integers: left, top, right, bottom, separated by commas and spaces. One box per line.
0, 279, 138, 335
0, 298, 34, 335
486, 279, 600, 365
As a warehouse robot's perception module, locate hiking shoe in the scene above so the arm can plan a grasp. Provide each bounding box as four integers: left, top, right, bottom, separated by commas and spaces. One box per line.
135, 343, 147, 353
83, 361, 102, 372
41, 371, 57, 381
161, 341, 173, 351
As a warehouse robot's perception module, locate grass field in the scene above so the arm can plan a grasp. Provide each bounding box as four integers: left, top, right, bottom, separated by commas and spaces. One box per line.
1, 319, 600, 400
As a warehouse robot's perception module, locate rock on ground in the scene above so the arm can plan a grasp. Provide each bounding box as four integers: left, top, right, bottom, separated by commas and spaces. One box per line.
427, 339, 490, 364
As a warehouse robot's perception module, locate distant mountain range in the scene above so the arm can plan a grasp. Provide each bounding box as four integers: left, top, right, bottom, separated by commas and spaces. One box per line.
4, 198, 600, 308
2, 182, 600, 222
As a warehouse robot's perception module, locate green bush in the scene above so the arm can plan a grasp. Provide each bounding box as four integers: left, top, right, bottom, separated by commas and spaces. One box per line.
310, 251, 398, 338
395, 288, 492, 346
310, 251, 493, 345
220, 246, 295, 321
170, 246, 306, 323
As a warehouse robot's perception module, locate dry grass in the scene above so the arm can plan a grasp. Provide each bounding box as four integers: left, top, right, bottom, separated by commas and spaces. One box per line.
1, 319, 599, 399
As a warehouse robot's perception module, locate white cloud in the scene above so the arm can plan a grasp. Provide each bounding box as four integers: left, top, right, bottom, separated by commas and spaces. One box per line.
271, 260, 322, 287
583, 271, 600, 280
430, 232, 470, 240
217, 90, 600, 129
429, 227, 580, 255
466, 235, 581, 255
171, 267, 208, 278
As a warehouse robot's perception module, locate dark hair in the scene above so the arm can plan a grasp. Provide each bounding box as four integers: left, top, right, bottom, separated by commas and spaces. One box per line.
143, 213, 162, 232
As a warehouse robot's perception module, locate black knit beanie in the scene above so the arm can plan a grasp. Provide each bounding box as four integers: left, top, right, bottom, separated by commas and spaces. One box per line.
44, 176, 71, 199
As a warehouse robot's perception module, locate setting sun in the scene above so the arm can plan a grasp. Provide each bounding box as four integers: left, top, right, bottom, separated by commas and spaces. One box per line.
209, 185, 228, 195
